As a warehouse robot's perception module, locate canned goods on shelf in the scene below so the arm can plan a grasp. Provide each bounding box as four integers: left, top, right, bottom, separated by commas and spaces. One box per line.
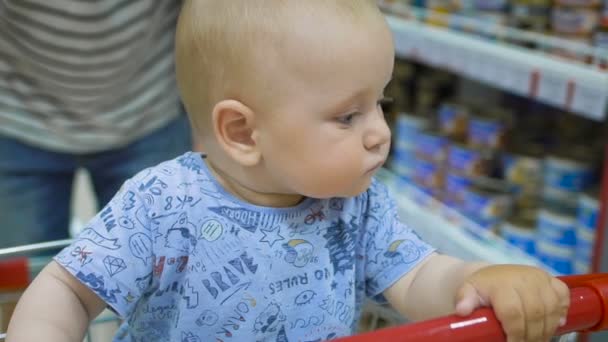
462, 177, 515, 221
502, 145, 544, 195
574, 259, 590, 274
414, 130, 450, 164
412, 158, 445, 190
448, 144, 495, 177
473, 0, 508, 11
468, 114, 509, 150
577, 189, 599, 230
542, 186, 580, 214
536, 240, 574, 274
554, 0, 602, 6
551, 7, 599, 35
444, 172, 473, 209
438, 103, 470, 141
395, 113, 430, 149
575, 224, 595, 263
537, 208, 577, 246
501, 216, 537, 255
544, 148, 595, 192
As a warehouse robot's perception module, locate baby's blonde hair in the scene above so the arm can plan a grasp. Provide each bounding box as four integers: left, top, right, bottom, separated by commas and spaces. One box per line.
175, 0, 381, 135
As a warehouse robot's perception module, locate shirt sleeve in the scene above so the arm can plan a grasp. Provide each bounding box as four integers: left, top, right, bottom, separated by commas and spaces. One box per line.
53, 178, 154, 318
361, 179, 436, 302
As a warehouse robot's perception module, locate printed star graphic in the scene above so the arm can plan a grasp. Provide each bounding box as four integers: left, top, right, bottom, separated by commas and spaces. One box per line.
260, 226, 284, 247
331, 281, 338, 290
367, 241, 383, 265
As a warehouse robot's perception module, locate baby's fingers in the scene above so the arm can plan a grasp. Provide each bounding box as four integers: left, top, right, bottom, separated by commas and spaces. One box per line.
492, 287, 525, 342
550, 278, 570, 325
539, 282, 562, 341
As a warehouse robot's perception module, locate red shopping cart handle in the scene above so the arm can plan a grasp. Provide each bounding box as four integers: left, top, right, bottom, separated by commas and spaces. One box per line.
338, 274, 608, 342
0, 257, 29, 291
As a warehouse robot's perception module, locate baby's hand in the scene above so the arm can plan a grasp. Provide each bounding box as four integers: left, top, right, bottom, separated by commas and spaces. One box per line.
454, 265, 570, 342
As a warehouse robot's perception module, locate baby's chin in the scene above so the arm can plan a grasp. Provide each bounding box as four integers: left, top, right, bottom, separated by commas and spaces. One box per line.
302, 179, 373, 199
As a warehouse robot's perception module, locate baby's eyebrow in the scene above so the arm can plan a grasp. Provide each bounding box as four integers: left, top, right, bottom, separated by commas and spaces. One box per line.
327, 89, 367, 114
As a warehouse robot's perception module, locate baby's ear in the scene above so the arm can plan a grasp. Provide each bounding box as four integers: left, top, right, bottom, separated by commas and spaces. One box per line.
212, 99, 261, 166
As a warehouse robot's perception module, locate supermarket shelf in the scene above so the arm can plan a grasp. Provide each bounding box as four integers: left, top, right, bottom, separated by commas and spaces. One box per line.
385, 14, 608, 121
378, 169, 559, 273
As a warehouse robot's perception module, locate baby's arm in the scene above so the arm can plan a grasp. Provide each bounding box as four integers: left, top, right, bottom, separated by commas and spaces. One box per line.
6, 261, 106, 342
383, 253, 488, 320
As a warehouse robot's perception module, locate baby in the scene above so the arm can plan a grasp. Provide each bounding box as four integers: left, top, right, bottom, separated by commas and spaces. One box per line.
7, 1, 569, 341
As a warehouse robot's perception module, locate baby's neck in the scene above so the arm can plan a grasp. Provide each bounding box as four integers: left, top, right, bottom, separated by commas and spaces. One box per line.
204, 158, 305, 208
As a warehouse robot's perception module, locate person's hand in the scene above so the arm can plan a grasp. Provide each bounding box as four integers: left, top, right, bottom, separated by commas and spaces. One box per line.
454, 264, 570, 342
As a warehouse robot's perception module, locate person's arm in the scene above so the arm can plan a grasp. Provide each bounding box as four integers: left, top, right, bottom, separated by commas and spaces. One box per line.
6, 261, 106, 342
384, 254, 570, 341
383, 253, 488, 320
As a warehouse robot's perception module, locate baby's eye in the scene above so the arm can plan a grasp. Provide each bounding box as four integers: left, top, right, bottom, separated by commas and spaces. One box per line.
336, 112, 359, 125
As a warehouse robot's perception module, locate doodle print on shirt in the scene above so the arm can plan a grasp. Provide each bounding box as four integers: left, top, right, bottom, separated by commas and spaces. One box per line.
254, 302, 286, 333
130, 233, 153, 265
80, 228, 120, 250
294, 290, 316, 306
276, 325, 289, 342
196, 310, 219, 326
215, 299, 256, 340
282, 239, 315, 268
383, 239, 421, 265
202, 252, 258, 301
291, 315, 325, 330
323, 218, 358, 275
260, 226, 284, 247
100, 206, 118, 232
103, 255, 127, 277
181, 331, 201, 342
76, 271, 121, 304
165, 212, 197, 253
122, 190, 137, 211
70, 245, 93, 267
118, 216, 135, 230
199, 219, 224, 242
177, 153, 206, 175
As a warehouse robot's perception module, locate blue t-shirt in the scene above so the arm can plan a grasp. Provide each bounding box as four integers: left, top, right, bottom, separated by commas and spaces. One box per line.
55, 152, 435, 341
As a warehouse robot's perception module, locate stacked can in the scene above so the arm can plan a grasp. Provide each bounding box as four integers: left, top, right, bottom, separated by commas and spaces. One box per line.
391, 113, 430, 181
594, 0, 608, 67
443, 106, 517, 233
509, 0, 552, 34
499, 141, 544, 255
550, 0, 601, 62
536, 146, 596, 274
573, 190, 599, 273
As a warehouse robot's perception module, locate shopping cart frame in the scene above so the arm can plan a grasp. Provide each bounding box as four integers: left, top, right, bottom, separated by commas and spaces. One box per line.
1, 240, 606, 341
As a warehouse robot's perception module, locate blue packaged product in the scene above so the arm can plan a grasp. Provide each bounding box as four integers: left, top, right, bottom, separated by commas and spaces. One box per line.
537, 209, 576, 246
438, 103, 469, 141
412, 158, 443, 190
414, 130, 449, 164
501, 217, 536, 256
537, 241, 574, 275
544, 153, 594, 192
577, 191, 599, 230
448, 144, 493, 177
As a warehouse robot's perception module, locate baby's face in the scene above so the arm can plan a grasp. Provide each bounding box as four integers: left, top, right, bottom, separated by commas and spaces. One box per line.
255, 11, 395, 198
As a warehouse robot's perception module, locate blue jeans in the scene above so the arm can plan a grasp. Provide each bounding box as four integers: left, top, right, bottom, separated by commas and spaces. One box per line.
0, 115, 191, 249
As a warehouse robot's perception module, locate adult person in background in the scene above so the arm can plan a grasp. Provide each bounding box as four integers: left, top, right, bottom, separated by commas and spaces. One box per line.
0, 0, 191, 249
